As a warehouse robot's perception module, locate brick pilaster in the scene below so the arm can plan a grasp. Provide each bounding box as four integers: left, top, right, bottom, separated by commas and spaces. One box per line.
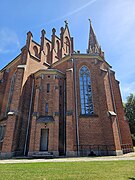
2, 66, 25, 155
28, 87, 40, 153
66, 69, 75, 155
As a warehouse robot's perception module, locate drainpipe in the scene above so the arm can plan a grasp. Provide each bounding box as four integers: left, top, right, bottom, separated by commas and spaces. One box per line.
63, 77, 66, 155
108, 68, 122, 145
24, 76, 34, 156
73, 58, 80, 156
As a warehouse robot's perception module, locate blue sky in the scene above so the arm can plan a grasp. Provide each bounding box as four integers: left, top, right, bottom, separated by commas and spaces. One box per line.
0, 0, 135, 101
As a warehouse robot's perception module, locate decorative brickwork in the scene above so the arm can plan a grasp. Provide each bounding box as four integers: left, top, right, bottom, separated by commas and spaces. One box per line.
0, 22, 133, 159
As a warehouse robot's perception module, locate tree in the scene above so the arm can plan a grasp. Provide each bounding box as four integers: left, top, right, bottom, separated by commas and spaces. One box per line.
124, 93, 135, 145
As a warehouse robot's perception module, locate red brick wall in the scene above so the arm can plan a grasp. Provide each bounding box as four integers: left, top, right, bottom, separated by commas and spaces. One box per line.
2, 67, 25, 154
28, 72, 61, 155
111, 73, 133, 146
0, 57, 22, 118
0, 26, 133, 157
75, 58, 115, 146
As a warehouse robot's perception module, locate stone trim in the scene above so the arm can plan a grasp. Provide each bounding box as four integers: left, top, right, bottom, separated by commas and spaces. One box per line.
7, 111, 17, 116
17, 65, 26, 70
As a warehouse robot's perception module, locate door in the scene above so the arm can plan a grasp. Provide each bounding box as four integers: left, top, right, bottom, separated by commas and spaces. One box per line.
40, 129, 49, 151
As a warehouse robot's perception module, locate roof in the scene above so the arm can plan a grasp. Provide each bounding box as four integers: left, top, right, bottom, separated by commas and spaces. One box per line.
37, 116, 54, 123
87, 20, 100, 54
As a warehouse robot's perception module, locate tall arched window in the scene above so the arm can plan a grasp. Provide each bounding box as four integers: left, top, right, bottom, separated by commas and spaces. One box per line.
6, 73, 16, 114
79, 66, 94, 115
56, 40, 59, 57
46, 43, 51, 64
33, 46, 38, 57
65, 37, 70, 54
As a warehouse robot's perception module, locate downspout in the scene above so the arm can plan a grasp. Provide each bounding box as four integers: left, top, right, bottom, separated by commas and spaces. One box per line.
24, 76, 34, 156
108, 68, 122, 145
63, 77, 66, 155
73, 58, 80, 156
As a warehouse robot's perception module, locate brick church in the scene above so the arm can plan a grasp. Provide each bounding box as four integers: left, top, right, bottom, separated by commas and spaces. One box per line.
0, 21, 133, 158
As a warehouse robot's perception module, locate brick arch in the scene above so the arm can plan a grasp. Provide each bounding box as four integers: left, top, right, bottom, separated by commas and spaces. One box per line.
77, 62, 93, 71
56, 40, 60, 57
65, 36, 70, 54
79, 65, 90, 72
33, 46, 39, 58
46, 43, 51, 64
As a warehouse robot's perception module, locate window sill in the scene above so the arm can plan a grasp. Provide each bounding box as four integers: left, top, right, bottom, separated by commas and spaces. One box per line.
79, 114, 98, 118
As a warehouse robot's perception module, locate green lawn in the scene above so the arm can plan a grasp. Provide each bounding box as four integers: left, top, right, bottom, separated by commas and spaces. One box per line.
0, 161, 135, 180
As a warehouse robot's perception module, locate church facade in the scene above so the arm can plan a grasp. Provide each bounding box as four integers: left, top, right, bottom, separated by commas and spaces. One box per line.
0, 22, 133, 158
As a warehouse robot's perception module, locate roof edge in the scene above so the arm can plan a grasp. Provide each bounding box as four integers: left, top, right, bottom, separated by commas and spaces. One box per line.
0, 53, 21, 72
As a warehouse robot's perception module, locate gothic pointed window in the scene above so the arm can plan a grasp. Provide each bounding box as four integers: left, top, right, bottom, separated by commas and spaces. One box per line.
56, 40, 60, 57
46, 43, 51, 64
33, 46, 39, 58
47, 83, 50, 93
0, 125, 5, 142
45, 103, 49, 114
6, 73, 16, 115
65, 37, 70, 54
79, 66, 94, 115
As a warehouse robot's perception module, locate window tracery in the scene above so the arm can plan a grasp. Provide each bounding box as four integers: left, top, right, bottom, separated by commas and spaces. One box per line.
79, 66, 94, 115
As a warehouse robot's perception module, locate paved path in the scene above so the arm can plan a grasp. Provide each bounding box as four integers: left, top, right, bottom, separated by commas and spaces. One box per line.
0, 152, 135, 164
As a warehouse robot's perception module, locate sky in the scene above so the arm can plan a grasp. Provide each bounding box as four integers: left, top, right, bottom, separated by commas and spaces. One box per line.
0, 0, 135, 102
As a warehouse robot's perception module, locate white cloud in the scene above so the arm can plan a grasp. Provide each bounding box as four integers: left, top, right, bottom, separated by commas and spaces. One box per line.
0, 28, 20, 54
49, 0, 97, 23
61, 0, 97, 18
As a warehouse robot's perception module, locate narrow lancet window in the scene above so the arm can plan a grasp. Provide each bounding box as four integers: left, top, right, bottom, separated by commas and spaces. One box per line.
79, 66, 94, 115
0, 125, 5, 142
47, 83, 50, 93
45, 103, 49, 114
6, 73, 16, 114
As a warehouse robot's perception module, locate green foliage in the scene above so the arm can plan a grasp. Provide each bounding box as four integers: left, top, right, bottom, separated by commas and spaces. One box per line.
131, 134, 135, 146
124, 93, 135, 145
0, 161, 135, 179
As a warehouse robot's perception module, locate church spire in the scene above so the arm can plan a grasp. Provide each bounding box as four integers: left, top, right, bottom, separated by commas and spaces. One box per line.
87, 19, 100, 54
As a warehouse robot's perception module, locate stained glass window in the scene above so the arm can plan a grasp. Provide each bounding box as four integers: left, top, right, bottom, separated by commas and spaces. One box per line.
79, 66, 94, 115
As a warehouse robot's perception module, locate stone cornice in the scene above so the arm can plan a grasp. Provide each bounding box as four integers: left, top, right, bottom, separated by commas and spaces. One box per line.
51, 53, 112, 68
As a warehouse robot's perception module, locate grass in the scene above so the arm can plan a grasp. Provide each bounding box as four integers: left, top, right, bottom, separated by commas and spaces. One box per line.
0, 161, 135, 180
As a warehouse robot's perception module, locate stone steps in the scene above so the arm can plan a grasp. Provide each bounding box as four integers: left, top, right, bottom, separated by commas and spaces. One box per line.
32, 151, 54, 159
